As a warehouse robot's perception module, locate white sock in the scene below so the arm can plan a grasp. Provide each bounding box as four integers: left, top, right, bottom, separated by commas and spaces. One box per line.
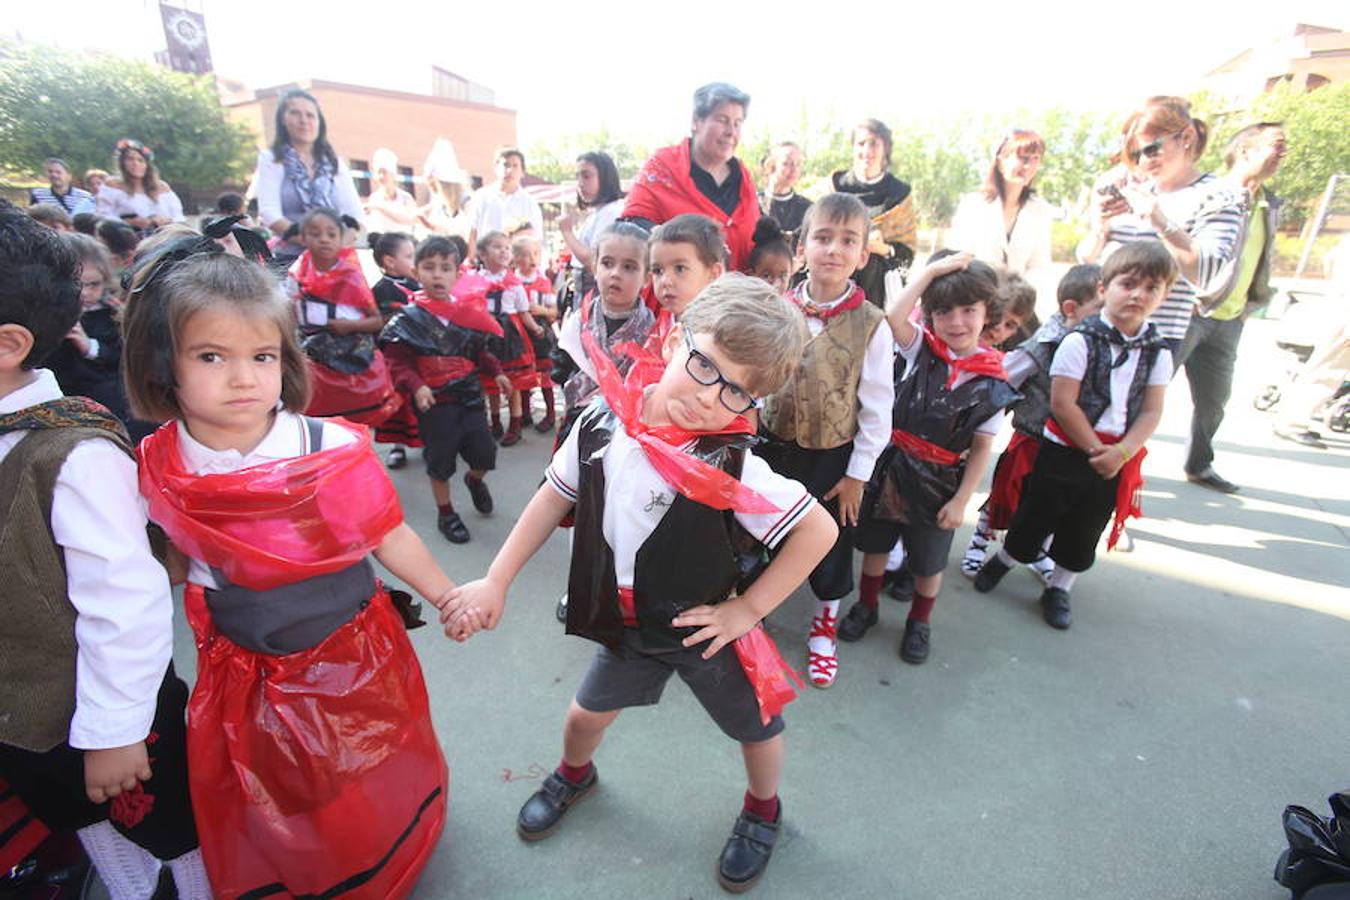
1048, 565, 1078, 592
168, 848, 212, 900
77, 820, 161, 900
886, 540, 907, 571
809, 599, 840, 655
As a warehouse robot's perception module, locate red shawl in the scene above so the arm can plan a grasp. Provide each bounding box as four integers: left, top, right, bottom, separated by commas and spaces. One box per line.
290, 248, 377, 313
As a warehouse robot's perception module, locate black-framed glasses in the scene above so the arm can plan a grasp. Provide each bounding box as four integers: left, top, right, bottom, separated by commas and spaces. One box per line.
682, 328, 761, 415
1128, 131, 1184, 165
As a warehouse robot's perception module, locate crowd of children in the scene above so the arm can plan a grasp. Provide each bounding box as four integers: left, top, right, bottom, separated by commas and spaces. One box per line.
1, 141, 1188, 896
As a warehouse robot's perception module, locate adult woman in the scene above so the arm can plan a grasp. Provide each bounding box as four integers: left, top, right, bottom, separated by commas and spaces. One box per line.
112, 140, 184, 232
416, 139, 471, 240
558, 151, 625, 306
950, 130, 1052, 278
622, 82, 760, 269
831, 119, 916, 307
250, 89, 363, 259
1079, 96, 1246, 356
363, 148, 418, 233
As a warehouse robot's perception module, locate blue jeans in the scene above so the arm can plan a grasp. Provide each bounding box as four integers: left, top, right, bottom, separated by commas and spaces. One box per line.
1174, 315, 1245, 476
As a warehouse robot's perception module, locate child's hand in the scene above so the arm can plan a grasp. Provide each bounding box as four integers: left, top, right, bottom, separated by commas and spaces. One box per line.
927, 250, 974, 278
672, 597, 761, 660
867, 228, 890, 257
1088, 445, 1125, 479
936, 495, 969, 530
327, 319, 353, 336
823, 476, 865, 528
84, 742, 151, 804
439, 578, 506, 638
495, 375, 512, 395
66, 322, 91, 355
414, 385, 435, 412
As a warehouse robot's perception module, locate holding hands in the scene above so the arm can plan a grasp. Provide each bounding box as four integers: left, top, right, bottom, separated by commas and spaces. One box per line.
437, 577, 507, 641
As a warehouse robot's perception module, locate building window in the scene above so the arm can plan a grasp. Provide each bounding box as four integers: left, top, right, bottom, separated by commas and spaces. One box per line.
351, 159, 371, 197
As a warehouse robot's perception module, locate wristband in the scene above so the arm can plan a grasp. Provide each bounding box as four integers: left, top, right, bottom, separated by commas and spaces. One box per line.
1115, 444, 1132, 463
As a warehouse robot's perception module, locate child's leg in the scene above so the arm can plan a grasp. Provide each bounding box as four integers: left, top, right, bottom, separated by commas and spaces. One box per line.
430, 477, 451, 510
961, 507, 995, 578
486, 392, 502, 436
561, 699, 619, 770
508, 389, 522, 418
742, 734, 784, 805
519, 387, 534, 424
861, 551, 888, 578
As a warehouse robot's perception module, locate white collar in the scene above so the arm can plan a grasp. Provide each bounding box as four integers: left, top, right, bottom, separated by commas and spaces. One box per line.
176, 410, 309, 474
0, 369, 61, 414
798, 280, 855, 309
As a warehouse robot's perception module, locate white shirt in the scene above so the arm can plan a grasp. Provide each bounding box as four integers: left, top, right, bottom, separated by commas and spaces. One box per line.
546, 412, 815, 588
1045, 313, 1173, 442
114, 187, 184, 223
173, 411, 356, 589
469, 182, 544, 239
895, 329, 1003, 436
483, 269, 531, 313
0, 371, 172, 749
797, 283, 896, 480
363, 187, 418, 234
949, 192, 1053, 277
94, 185, 125, 217
570, 199, 624, 269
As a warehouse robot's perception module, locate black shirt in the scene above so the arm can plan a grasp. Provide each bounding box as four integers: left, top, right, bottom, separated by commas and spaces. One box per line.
765, 192, 811, 237
689, 142, 743, 218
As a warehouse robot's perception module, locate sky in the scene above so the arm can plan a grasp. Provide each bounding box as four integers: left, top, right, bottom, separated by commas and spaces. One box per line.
8, 0, 1349, 147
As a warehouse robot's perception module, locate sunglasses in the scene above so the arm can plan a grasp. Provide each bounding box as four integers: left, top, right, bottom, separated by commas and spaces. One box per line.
682, 328, 761, 415
1128, 131, 1184, 165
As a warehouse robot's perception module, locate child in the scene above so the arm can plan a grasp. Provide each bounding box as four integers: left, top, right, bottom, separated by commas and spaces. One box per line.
961, 264, 1104, 580
647, 213, 727, 345
27, 203, 73, 232
985, 271, 1037, 350
0, 202, 209, 900
369, 231, 422, 467
975, 243, 1175, 629
382, 236, 511, 544
442, 275, 836, 894
288, 208, 399, 426
512, 234, 559, 433
756, 193, 894, 688
746, 216, 795, 294
122, 239, 459, 898
843, 250, 1019, 663
477, 230, 538, 446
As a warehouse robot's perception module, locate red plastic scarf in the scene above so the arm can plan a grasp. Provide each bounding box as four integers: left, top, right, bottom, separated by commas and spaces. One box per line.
786, 283, 865, 320
290, 248, 377, 312
1045, 420, 1146, 551
409, 278, 504, 337
579, 299, 780, 515
138, 420, 403, 590
923, 330, 1008, 389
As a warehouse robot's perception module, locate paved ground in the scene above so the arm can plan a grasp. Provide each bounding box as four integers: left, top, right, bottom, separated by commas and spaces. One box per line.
163, 318, 1348, 900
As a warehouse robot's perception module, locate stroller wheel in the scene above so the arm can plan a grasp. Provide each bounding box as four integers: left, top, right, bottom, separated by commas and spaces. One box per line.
1325, 397, 1350, 433
1252, 385, 1281, 412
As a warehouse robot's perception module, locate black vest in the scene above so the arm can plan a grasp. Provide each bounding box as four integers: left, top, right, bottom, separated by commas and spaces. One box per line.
379, 304, 490, 406
565, 401, 764, 655
1008, 319, 1069, 437
1074, 315, 1164, 431
872, 342, 1020, 526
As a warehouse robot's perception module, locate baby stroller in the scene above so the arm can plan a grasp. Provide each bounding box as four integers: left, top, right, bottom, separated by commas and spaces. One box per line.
1253, 290, 1350, 436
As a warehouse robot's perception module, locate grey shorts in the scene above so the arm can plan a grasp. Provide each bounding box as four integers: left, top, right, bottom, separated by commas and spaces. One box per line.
574, 630, 785, 744
854, 518, 956, 578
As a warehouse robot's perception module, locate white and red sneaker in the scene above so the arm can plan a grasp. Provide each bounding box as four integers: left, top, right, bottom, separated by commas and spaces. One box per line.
807, 600, 840, 689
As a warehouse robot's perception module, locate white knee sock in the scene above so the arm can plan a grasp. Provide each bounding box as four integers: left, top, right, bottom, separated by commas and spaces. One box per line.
168, 848, 212, 900
1047, 565, 1078, 592
77, 820, 161, 900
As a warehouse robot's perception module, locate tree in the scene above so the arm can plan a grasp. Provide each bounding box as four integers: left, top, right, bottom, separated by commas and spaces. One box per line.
525, 125, 651, 185
0, 40, 255, 191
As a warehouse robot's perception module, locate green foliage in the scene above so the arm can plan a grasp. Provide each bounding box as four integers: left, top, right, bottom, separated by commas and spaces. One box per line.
0, 40, 254, 191
525, 125, 651, 185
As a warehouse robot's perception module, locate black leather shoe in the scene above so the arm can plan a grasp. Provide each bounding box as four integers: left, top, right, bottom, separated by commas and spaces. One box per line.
1040, 587, 1072, 629
717, 806, 781, 893
837, 602, 878, 642
517, 767, 597, 841
1186, 469, 1239, 494
465, 473, 494, 514
974, 556, 1012, 593
899, 619, 930, 664
886, 567, 914, 602
437, 512, 470, 544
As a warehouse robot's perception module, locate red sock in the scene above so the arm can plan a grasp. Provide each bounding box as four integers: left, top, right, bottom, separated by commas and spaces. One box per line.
743, 791, 780, 822
859, 573, 884, 610
540, 387, 555, 417
437, 502, 454, 516
558, 759, 593, 784
908, 592, 937, 624
508, 415, 522, 432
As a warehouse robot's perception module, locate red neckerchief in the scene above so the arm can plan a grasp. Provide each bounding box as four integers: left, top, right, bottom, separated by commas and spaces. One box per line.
1044, 420, 1146, 551
923, 330, 1008, 389
409, 279, 504, 337
137, 419, 403, 590
290, 248, 375, 311
788, 283, 865, 320
481, 268, 521, 290
578, 297, 780, 514
515, 270, 552, 296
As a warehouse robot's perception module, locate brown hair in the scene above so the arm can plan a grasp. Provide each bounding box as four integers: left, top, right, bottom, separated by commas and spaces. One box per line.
922, 249, 1002, 326
677, 273, 807, 396
27, 204, 72, 230
1223, 121, 1283, 170
1101, 241, 1178, 291
65, 233, 115, 289
122, 251, 309, 421
1056, 264, 1103, 308
494, 146, 526, 172
996, 271, 1037, 322
853, 119, 893, 172
1123, 96, 1208, 172
800, 193, 869, 241
981, 129, 1045, 203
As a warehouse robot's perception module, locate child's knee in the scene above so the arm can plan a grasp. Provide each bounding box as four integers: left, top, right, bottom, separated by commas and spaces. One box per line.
566, 700, 618, 734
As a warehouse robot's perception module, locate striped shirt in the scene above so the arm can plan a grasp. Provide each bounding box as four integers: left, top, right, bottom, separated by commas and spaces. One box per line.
1099, 174, 1247, 341
29, 185, 95, 215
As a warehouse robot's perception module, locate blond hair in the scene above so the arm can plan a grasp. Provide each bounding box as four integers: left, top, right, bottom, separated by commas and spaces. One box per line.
677, 273, 806, 396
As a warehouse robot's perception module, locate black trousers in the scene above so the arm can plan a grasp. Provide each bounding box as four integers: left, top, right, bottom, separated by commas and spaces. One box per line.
754, 440, 854, 600
0, 664, 198, 861
1003, 441, 1117, 574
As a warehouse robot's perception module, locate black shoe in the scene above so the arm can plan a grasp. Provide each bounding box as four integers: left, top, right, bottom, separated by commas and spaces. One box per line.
437, 511, 470, 544
517, 767, 597, 841
1186, 468, 1239, 494
386, 446, 407, 469
1040, 587, 1072, 630
500, 428, 522, 447
465, 473, 494, 514
899, 619, 930, 664
555, 593, 568, 623
837, 602, 878, 642
1274, 428, 1328, 450
490, 420, 504, 440
717, 806, 781, 894
974, 556, 1012, 593
534, 416, 556, 434
886, 567, 914, 602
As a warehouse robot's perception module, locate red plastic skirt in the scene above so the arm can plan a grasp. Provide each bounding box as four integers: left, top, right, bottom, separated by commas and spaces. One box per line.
984, 431, 1040, 531
482, 315, 539, 394
306, 351, 403, 427
184, 583, 447, 899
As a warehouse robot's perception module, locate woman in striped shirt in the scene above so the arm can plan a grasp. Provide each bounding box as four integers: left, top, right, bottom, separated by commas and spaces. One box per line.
1078, 97, 1246, 354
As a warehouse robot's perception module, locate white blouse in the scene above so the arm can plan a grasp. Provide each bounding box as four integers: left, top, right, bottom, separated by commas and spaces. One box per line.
949, 191, 1053, 277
